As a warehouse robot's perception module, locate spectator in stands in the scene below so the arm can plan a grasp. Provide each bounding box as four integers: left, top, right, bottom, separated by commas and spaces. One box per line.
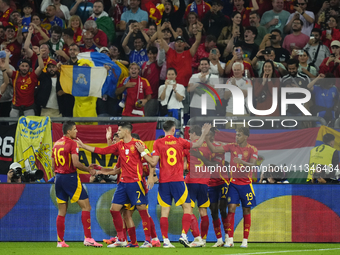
253, 60, 280, 117
186, 12, 198, 38
281, 58, 310, 124
290, 49, 318, 78
252, 47, 287, 77
0, 25, 5, 44
68, 15, 83, 44
79, 31, 99, 52
233, 0, 259, 27
175, 26, 190, 48
202, 0, 229, 39
4, 48, 44, 118
239, 26, 259, 60
282, 19, 309, 54
184, 0, 211, 21
260, 29, 290, 67
224, 62, 252, 128
192, 35, 217, 73
35, 59, 62, 117
0, 0, 13, 27
319, 40, 340, 90
188, 57, 220, 116
119, 0, 148, 31
3, 25, 22, 68
307, 133, 339, 183
84, 20, 108, 48
320, 16, 340, 50
121, 20, 147, 51
122, 23, 149, 68
159, 67, 185, 119
304, 28, 331, 71
22, 4, 33, 28
141, 45, 165, 116
317, 0, 340, 31
0, 56, 9, 101
217, 11, 244, 58
8, 11, 21, 30
70, 0, 94, 24
41, 5, 65, 34
108, 44, 129, 66
41, 0, 70, 22
307, 73, 339, 126
161, 0, 186, 30
0, 56, 14, 118
7, 162, 22, 183
150, 21, 177, 45
31, 14, 50, 46
146, 22, 156, 38
260, 0, 290, 34
209, 47, 225, 76
249, 11, 268, 46
284, 0, 314, 37
115, 62, 152, 117
187, 22, 205, 46
47, 25, 64, 60
225, 44, 254, 77
87, 0, 115, 44
57, 28, 74, 63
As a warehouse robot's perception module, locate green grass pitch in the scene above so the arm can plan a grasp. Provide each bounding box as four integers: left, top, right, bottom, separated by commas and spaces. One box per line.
1, 242, 340, 255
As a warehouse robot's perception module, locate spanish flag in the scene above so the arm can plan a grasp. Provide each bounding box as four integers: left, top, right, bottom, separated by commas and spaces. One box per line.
60, 65, 107, 98
145, 2, 162, 25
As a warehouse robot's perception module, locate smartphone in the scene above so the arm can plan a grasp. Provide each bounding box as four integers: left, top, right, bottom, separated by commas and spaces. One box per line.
297, 50, 304, 55
270, 34, 276, 40
326, 29, 332, 35
211, 48, 217, 54
331, 53, 335, 57
310, 36, 315, 40
262, 50, 270, 55
235, 48, 241, 53
164, 18, 169, 23
169, 80, 176, 85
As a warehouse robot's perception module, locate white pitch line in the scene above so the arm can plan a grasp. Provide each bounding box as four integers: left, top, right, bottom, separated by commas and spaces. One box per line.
223, 247, 340, 255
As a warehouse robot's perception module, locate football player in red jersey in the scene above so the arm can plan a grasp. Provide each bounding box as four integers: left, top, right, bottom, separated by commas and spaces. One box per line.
206, 127, 258, 248
77, 122, 153, 248
52, 121, 102, 248
136, 120, 211, 248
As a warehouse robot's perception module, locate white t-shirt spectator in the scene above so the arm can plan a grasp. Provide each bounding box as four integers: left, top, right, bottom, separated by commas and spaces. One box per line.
209, 61, 226, 76
225, 77, 252, 114
158, 83, 186, 109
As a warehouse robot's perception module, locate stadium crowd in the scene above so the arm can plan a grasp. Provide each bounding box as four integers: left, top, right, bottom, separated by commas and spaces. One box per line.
0, 0, 339, 126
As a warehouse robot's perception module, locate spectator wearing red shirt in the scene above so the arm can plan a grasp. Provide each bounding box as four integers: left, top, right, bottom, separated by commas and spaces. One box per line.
30, 14, 50, 46
142, 46, 165, 116
0, 0, 13, 27
4, 25, 22, 68
225, 44, 255, 77
4, 48, 44, 117
319, 40, 340, 90
84, 19, 108, 48
192, 35, 217, 73
233, 0, 259, 27
320, 16, 340, 50
115, 63, 152, 117
184, 0, 211, 21
79, 31, 99, 52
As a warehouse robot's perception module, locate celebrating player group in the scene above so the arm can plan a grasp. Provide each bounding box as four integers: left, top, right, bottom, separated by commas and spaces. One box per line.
52, 120, 258, 248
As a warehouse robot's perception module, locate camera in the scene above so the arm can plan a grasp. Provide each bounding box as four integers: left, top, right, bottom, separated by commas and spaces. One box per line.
94, 174, 117, 183
22, 169, 44, 182
11, 167, 22, 179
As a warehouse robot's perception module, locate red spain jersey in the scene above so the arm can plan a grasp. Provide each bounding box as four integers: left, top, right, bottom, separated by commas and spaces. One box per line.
222, 143, 258, 185
185, 141, 211, 185
152, 135, 190, 183
93, 29, 108, 47
73, 27, 83, 43
11, 71, 39, 107
52, 136, 79, 174
94, 138, 148, 183
209, 142, 228, 187
0, 8, 13, 27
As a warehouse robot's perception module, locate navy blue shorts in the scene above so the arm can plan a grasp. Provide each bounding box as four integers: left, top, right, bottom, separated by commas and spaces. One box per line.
112, 181, 148, 206
228, 182, 256, 207
55, 173, 88, 203
158, 181, 190, 207
208, 183, 228, 204
187, 183, 210, 208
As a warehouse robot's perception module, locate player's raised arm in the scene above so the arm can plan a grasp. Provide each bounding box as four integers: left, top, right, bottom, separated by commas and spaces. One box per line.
76, 138, 95, 152
191, 123, 211, 148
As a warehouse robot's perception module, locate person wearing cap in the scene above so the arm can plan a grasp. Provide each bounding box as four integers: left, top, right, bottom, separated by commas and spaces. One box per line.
4, 45, 44, 118
35, 59, 63, 117
99, 47, 110, 56
319, 40, 340, 90
7, 162, 22, 183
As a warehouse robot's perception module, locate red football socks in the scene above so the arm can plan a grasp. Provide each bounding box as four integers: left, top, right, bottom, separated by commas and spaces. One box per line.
138, 210, 151, 242
213, 219, 222, 239
190, 214, 200, 238
110, 210, 125, 241
160, 217, 169, 239
182, 213, 191, 234
149, 216, 157, 239
227, 212, 235, 238
81, 211, 92, 239
222, 217, 228, 234
200, 215, 209, 239
243, 214, 251, 239
127, 227, 137, 244
56, 215, 65, 242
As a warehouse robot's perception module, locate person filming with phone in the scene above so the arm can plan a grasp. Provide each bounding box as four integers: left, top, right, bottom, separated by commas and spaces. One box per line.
319, 40, 340, 90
